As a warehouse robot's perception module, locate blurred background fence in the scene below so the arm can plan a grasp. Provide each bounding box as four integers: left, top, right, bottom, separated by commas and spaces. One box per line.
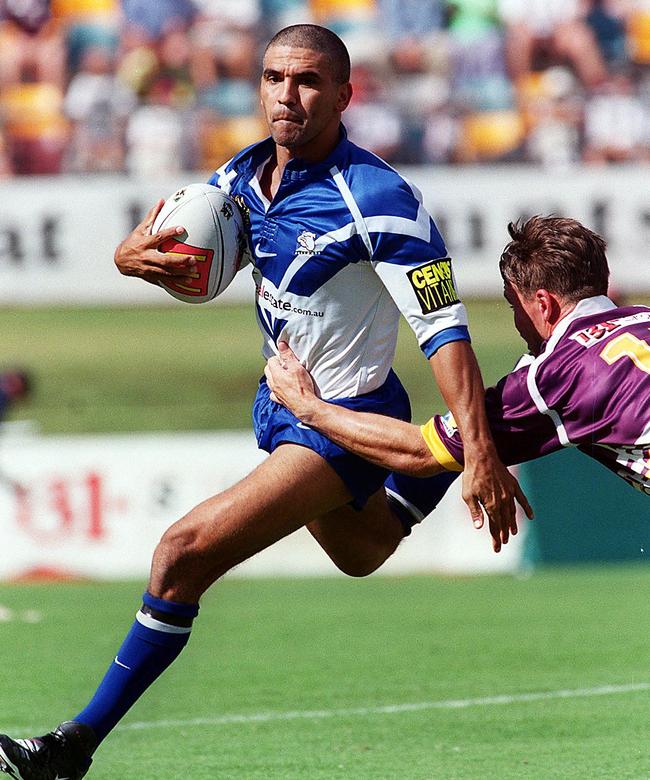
0, 166, 649, 304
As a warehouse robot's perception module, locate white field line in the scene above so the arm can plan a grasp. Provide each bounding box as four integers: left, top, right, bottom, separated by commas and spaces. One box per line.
120, 682, 650, 731
3, 682, 649, 736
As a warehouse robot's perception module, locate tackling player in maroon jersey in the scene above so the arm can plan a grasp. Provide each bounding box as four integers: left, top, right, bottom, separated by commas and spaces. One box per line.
266, 215, 650, 550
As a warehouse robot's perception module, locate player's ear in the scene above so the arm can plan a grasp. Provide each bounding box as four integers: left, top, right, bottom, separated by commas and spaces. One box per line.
536, 289, 558, 324
337, 82, 353, 112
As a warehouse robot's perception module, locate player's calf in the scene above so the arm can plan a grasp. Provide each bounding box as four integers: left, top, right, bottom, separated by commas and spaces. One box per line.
308, 489, 406, 577
70, 591, 200, 746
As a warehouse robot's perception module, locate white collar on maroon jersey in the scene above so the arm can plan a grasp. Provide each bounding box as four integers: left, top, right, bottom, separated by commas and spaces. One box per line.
547, 295, 617, 351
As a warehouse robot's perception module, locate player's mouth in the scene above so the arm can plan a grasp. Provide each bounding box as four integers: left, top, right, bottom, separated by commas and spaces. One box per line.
273, 114, 303, 125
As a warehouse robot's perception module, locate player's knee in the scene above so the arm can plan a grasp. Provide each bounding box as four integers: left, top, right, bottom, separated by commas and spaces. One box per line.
331, 552, 386, 578
152, 516, 216, 593
340, 562, 379, 578
156, 522, 196, 563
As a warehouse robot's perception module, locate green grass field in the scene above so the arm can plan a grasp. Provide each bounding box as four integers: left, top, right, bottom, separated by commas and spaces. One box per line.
0, 300, 523, 434
2, 302, 650, 778
1, 568, 650, 779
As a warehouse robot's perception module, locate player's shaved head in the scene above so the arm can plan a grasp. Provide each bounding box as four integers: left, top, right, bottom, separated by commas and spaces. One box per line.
265, 24, 351, 84
500, 216, 609, 302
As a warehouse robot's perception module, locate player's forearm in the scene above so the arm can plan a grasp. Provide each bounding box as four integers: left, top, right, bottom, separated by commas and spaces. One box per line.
299, 399, 442, 476
428, 340, 499, 462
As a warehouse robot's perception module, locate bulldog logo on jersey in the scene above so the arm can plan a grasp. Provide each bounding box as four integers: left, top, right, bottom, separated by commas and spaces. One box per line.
407, 258, 460, 314
296, 230, 320, 256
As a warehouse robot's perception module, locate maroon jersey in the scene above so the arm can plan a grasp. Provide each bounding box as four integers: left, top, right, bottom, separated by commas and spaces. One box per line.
422, 297, 650, 496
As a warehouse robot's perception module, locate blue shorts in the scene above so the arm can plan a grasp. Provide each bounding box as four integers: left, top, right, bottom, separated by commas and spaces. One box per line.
253, 370, 411, 509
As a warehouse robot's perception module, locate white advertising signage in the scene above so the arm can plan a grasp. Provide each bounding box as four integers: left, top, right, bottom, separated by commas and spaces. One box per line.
0, 167, 647, 305
0, 430, 522, 580
408, 165, 650, 296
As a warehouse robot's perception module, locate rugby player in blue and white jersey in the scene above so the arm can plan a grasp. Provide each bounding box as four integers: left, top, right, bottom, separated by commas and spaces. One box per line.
0, 25, 530, 780
264, 216, 650, 542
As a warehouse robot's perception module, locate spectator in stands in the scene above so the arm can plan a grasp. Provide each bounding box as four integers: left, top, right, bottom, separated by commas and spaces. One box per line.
115, 21, 159, 96
51, 0, 120, 72
585, 0, 629, 68
511, 64, 582, 168
375, 0, 449, 162
260, 0, 312, 33
447, 0, 510, 109
0, 0, 66, 88
377, 0, 446, 73
121, 0, 196, 41
189, 0, 267, 170
125, 94, 195, 176
0, 0, 69, 174
421, 98, 460, 163
344, 62, 403, 161
310, 0, 377, 41
193, 29, 258, 117
193, 0, 262, 35
377, 0, 445, 48
147, 28, 196, 110
498, 0, 608, 89
63, 44, 135, 172
124, 29, 199, 175
186, 0, 263, 166
583, 69, 649, 163
444, 0, 526, 164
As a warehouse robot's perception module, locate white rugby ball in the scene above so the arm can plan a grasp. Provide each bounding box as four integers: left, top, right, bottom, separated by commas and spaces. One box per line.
152, 183, 248, 304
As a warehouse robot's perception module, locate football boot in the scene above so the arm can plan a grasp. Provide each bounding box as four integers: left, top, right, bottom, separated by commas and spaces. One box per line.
0, 721, 95, 780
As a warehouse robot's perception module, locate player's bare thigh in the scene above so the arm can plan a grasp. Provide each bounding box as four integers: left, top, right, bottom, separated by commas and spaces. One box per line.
307, 489, 405, 578
148, 442, 355, 601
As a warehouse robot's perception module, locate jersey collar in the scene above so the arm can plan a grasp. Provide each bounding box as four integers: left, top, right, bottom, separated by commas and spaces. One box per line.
554, 296, 617, 337
239, 124, 350, 182
541, 295, 616, 355
282, 124, 350, 180
514, 296, 618, 369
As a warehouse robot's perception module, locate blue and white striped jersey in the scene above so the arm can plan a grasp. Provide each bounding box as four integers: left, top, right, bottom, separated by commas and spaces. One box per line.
209, 126, 469, 400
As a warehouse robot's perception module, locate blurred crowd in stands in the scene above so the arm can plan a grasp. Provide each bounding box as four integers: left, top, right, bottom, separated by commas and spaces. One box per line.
0, 0, 648, 177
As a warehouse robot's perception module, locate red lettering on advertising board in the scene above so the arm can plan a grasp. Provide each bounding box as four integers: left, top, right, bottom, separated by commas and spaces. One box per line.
14, 471, 118, 543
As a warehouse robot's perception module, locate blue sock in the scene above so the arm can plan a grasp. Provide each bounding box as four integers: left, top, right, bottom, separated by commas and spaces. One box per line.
74, 592, 199, 745
385, 471, 459, 535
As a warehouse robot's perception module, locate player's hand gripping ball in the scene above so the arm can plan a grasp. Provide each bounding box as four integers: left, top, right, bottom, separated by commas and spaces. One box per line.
152, 183, 250, 303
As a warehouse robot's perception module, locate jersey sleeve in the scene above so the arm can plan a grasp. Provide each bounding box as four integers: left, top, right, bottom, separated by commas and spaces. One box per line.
421, 364, 564, 469
367, 177, 469, 358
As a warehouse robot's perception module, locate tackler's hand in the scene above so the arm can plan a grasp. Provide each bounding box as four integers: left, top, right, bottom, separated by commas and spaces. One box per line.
264, 342, 319, 418
462, 452, 534, 553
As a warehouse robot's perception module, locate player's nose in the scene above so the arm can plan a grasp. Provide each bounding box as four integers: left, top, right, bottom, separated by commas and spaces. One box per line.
278, 78, 298, 105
